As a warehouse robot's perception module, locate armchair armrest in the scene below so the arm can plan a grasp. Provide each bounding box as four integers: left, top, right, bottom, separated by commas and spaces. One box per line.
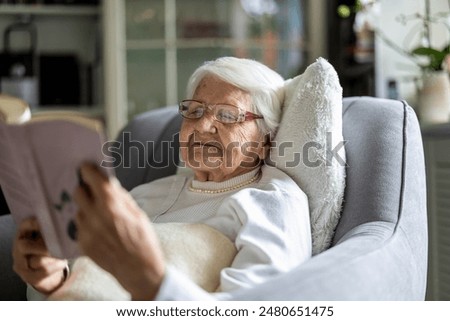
230, 221, 424, 300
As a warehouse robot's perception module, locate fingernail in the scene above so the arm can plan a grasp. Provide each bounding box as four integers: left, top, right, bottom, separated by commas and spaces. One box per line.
78, 168, 88, 189
77, 169, 93, 200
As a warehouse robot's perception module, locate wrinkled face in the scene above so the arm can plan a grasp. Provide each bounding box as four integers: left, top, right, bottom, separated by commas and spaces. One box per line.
180, 76, 268, 182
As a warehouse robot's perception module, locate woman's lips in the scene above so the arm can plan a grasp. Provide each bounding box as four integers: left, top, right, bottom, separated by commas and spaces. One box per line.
189, 137, 223, 150
189, 141, 223, 158
192, 142, 221, 149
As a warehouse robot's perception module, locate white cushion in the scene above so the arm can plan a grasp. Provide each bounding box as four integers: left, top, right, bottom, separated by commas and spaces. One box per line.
267, 58, 345, 255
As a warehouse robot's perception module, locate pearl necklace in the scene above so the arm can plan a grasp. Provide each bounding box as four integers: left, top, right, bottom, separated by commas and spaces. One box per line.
188, 171, 261, 194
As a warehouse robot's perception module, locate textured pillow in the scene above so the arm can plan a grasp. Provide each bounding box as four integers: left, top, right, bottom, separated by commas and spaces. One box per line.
267, 58, 345, 255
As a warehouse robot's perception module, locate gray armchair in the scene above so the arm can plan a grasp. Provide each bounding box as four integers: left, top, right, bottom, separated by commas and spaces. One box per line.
0, 96, 427, 300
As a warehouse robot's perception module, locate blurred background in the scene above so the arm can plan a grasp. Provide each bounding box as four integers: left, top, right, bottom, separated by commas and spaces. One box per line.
2, 0, 449, 136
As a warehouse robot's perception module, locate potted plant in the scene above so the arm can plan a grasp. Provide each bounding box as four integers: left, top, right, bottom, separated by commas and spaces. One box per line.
375, 0, 450, 125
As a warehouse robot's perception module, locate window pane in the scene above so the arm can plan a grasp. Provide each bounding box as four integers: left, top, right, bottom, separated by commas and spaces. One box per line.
127, 49, 166, 118
126, 0, 165, 40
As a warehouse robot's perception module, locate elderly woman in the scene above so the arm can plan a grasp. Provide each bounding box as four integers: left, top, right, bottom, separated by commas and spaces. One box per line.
13, 57, 311, 300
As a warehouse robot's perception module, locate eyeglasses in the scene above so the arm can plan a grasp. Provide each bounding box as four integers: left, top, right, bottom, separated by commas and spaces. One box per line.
178, 99, 264, 124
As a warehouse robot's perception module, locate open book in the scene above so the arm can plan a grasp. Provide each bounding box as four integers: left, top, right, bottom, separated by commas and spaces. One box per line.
0, 109, 110, 259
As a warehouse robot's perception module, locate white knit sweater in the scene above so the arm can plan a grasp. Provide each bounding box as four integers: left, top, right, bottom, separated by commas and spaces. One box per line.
131, 164, 312, 297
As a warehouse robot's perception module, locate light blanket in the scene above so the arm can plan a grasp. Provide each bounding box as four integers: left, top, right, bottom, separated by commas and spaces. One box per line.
49, 223, 237, 300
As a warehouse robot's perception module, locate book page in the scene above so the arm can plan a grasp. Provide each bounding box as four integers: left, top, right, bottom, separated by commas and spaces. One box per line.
26, 119, 109, 259
0, 123, 40, 221
30, 111, 102, 132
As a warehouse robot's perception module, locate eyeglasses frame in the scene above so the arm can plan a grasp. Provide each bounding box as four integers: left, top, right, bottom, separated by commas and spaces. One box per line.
178, 99, 264, 124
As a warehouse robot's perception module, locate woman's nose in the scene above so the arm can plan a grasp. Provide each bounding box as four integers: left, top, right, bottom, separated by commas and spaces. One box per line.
193, 112, 217, 134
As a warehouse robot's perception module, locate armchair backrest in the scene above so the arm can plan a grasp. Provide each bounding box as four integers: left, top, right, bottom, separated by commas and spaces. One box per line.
113, 106, 182, 191
335, 97, 427, 246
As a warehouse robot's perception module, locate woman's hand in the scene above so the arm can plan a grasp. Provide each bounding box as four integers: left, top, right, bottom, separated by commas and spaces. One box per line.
74, 164, 165, 300
12, 218, 68, 295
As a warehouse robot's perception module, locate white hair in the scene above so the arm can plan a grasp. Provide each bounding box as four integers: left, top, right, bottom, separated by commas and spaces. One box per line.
185, 57, 285, 136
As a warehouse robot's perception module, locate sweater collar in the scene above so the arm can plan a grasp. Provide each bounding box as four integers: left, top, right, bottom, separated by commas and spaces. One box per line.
190, 167, 261, 193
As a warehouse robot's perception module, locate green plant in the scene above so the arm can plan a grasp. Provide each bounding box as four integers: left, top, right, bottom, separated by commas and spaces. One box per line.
412, 45, 450, 71
376, 0, 450, 71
